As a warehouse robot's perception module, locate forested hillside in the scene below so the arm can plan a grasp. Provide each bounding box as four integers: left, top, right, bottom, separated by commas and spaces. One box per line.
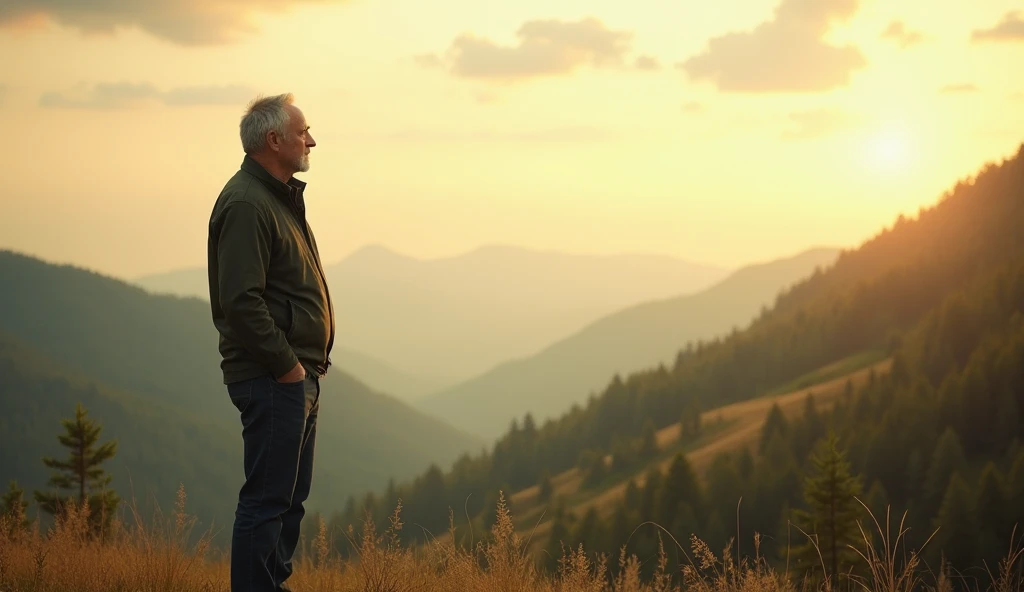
0, 252, 482, 541
326, 144, 1024, 582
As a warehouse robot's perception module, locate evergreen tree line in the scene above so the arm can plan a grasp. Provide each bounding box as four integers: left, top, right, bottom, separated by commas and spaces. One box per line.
325, 146, 1024, 561
542, 256, 1024, 582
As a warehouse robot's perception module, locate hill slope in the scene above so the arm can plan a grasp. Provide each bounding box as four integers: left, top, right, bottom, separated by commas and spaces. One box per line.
417, 247, 839, 438
322, 142, 1024, 567
505, 356, 892, 543
134, 244, 730, 381
331, 346, 448, 402
0, 251, 482, 539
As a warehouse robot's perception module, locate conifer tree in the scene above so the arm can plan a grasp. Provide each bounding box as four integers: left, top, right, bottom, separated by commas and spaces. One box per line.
792, 432, 864, 583
923, 428, 967, 515
638, 421, 658, 459
32, 403, 119, 535
974, 462, 1007, 563
656, 453, 702, 527
639, 468, 661, 523
759, 403, 789, 454
538, 470, 554, 503
931, 472, 978, 570
545, 504, 572, 572
863, 479, 890, 520
2, 481, 31, 535
681, 398, 702, 440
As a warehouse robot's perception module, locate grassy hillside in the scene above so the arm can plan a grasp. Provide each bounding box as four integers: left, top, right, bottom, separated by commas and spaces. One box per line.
0, 251, 482, 541
418, 247, 839, 438
504, 356, 892, 546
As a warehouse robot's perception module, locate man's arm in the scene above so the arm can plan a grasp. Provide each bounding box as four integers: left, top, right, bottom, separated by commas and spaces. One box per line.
214, 201, 300, 379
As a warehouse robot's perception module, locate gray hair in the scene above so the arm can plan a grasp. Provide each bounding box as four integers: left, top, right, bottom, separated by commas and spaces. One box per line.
239, 93, 294, 154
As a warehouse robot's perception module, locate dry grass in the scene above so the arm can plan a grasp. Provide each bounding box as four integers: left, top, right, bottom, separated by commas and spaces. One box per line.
1, 485, 1020, 592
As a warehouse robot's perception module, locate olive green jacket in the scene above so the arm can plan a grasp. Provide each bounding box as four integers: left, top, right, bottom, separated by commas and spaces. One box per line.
207, 155, 335, 384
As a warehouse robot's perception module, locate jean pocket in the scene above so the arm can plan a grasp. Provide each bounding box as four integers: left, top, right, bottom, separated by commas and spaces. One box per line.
271, 376, 307, 399
227, 380, 254, 413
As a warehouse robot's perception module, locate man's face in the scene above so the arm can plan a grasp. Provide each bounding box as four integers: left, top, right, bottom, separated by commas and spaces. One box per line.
276, 104, 316, 174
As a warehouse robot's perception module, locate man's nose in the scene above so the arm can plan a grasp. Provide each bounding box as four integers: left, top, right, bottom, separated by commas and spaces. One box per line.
307, 134, 316, 147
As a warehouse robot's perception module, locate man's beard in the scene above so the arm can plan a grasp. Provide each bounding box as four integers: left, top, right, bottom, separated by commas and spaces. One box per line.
296, 153, 310, 173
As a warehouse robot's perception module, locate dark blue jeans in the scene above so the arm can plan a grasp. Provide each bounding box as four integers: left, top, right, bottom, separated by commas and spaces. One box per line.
226, 373, 320, 592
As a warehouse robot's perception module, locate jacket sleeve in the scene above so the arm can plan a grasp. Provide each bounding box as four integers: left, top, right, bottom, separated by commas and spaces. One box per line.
213, 201, 299, 377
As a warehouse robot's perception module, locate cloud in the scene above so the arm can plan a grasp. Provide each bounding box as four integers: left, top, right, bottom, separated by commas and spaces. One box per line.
972, 11, 1024, 42
161, 85, 257, 106
0, 0, 341, 45
40, 82, 257, 109
939, 83, 979, 94
782, 108, 862, 140
0, 84, 10, 105
1013, 92, 1024, 101
634, 55, 661, 71
880, 21, 924, 48
423, 17, 635, 82
679, 0, 866, 93
681, 101, 705, 113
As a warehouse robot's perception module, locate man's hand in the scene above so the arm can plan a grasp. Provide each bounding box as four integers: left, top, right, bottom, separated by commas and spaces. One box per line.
276, 362, 306, 383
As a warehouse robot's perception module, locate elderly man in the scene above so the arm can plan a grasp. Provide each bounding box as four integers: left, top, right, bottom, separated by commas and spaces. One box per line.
207, 93, 335, 592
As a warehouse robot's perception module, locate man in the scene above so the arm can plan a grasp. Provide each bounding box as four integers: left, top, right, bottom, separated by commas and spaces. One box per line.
207, 93, 335, 592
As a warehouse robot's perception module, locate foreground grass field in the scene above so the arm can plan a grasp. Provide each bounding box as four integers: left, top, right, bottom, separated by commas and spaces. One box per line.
1, 487, 1022, 592
4, 355, 1019, 591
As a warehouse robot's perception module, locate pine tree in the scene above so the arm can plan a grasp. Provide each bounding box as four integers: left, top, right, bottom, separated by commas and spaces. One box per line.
863, 479, 890, 521
792, 432, 864, 584
572, 507, 605, 556
795, 393, 826, 458
656, 453, 703, 527
639, 468, 661, 522
545, 504, 572, 572
931, 472, 978, 570
581, 452, 608, 488
974, 462, 1007, 565
923, 428, 967, 516
608, 503, 632, 557
538, 470, 554, 503
681, 398, 702, 440
638, 421, 659, 459
759, 403, 789, 454
2, 481, 31, 535
32, 403, 119, 535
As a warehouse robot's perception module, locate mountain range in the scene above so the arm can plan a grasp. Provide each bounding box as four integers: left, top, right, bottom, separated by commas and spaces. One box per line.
133, 244, 731, 392
416, 247, 840, 438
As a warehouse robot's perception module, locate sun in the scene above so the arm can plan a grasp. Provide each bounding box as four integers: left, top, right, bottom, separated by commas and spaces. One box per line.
868, 128, 911, 171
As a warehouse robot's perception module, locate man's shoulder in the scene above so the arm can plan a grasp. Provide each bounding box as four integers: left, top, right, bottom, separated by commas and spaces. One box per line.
213, 169, 274, 216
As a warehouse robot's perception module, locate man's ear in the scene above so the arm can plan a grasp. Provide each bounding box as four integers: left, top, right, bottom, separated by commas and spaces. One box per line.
265, 130, 280, 152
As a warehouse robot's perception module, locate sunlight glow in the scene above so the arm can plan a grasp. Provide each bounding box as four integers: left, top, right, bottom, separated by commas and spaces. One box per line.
868, 127, 913, 172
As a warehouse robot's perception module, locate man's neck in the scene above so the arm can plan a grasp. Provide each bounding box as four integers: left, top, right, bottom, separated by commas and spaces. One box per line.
249, 153, 294, 184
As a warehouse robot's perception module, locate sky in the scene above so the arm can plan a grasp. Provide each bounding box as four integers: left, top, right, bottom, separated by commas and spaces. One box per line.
0, 0, 1022, 279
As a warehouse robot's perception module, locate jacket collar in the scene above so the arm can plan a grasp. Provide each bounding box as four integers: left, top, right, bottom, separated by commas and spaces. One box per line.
240, 154, 307, 205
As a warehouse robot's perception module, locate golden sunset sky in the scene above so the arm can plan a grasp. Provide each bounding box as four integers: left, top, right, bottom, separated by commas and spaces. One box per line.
1, 0, 1022, 279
